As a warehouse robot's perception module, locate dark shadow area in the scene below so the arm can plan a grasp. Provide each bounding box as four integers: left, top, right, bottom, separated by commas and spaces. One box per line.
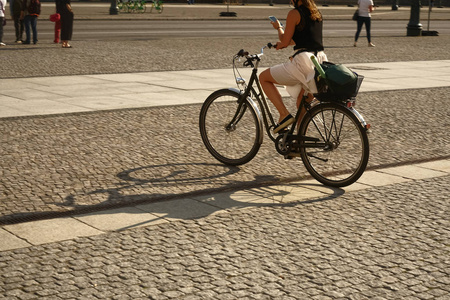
66, 180, 346, 232
0, 161, 292, 225
0, 158, 349, 226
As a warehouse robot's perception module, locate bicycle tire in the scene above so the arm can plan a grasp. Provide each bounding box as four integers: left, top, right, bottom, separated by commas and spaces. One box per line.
199, 89, 262, 166
117, 1, 124, 11
299, 102, 369, 187
127, 2, 135, 13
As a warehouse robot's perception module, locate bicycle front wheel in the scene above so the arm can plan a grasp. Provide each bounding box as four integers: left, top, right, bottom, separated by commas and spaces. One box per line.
299, 102, 369, 187
199, 89, 262, 166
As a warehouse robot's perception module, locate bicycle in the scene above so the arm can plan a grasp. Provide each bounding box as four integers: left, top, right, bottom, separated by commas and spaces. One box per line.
135, 0, 147, 13
150, 0, 164, 13
117, 0, 146, 13
117, 0, 127, 12
199, 43, 370, 187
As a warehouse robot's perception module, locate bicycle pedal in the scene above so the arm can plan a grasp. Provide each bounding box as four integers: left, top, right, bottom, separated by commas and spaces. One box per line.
284, 152, 300, 159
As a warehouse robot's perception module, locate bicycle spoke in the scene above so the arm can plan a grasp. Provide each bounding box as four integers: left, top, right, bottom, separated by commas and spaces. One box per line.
200, 90, 261, 166
300, 103, 369, 187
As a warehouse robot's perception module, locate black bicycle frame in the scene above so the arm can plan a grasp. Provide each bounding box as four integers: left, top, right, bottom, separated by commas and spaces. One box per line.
227, 62, 333, 150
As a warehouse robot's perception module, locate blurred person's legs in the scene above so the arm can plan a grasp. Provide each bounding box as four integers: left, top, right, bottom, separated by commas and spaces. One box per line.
14, 15, 24, 42
0, 17, 4, 46
354, 17, 364, 46
61, 12, 73, 48
23, 15, 31, 44
30, 16, 38, 44
365, 18, 375, 46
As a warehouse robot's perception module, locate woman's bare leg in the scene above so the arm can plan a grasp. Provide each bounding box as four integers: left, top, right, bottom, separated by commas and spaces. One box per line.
296, 90, 314, 130
259, 69, 290, 123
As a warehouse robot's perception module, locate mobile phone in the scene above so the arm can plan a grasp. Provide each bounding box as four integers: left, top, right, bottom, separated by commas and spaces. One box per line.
269, 16, 283, 27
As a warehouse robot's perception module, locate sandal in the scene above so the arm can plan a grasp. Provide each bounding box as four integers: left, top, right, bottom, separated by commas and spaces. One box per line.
273, 114, 294, 134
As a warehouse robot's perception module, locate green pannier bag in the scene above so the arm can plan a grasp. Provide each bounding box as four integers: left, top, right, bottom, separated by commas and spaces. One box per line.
314, 62, 362, 102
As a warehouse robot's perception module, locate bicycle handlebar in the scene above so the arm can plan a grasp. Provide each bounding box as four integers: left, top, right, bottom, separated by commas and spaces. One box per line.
236, 43, 277, 60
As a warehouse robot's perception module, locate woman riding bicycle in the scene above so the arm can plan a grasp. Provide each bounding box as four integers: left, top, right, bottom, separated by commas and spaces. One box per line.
259, 0, 327, 133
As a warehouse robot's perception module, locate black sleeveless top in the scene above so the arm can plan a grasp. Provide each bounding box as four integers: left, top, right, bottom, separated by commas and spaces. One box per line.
292, 5, 324, 52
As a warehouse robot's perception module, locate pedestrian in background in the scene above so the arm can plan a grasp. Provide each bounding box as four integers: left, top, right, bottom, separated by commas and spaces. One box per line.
20, 0, 40, 45
354, 0, 375, 47
10, 0, 24, 43
49, 11, 60, 43
55, 0, 73, 48
0, 0, 6, 46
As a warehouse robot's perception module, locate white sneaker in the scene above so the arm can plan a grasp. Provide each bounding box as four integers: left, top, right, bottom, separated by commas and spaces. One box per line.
0, 42, 6, 46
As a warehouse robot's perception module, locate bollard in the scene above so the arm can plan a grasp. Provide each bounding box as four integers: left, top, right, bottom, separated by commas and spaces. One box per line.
406, 0, 422, 36
392, 0, 399, 10
220, 0, 237, 17
110, 0, 119, 15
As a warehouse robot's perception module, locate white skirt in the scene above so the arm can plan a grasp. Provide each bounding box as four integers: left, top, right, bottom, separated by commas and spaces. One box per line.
270, 50, 328, 99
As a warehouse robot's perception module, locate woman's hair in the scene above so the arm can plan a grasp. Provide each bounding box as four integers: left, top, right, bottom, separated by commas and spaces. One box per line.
294, 0, 322, 21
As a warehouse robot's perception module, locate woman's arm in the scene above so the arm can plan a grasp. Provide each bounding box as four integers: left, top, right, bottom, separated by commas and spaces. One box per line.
275, 9, 300, 50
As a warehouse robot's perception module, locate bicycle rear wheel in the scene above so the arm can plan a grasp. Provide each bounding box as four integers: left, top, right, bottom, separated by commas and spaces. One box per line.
199, 89, 262, 166
299, 102, 369, 187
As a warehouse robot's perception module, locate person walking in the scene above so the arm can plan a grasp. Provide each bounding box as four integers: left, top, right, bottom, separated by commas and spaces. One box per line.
0, 0, 6, 46
21, 0, 40, 44
354, 0, 375, 47
55, 0, 73, 48
259, 0, 327, 133
49, 11, 60, 43
10, 0, 24, 43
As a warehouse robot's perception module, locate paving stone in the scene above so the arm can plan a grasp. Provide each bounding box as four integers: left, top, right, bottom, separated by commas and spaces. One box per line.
1, 13, 450, 299
3, 217, 102, 245
74, 207, 168, 232
2, 176, 447, 298
0, 228, 32, 251
136, 198, 222, 222
377, 165, 447, 180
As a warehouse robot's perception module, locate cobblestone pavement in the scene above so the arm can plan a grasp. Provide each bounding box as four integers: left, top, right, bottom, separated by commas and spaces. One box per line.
2, 35, 450, 79
1, 5, 449, 298
1, 175, 449, 299
1, 85, 450, 224
2, 18, 450, 225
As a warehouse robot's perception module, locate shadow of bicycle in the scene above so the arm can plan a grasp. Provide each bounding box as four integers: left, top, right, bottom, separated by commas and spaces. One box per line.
1, 161, 344, 227
68, 167, 344, 232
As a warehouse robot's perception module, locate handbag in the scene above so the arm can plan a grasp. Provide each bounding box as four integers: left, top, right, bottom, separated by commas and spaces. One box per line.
50, 13, 60, 22
352, 9, 359, 21
2, 19, 5, 26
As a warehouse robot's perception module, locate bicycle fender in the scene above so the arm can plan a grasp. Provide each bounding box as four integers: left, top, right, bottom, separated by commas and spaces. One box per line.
228, 88, 264, 145
348, 107, 369, 129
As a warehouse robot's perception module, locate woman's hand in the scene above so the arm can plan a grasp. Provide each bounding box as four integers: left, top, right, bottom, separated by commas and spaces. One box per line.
270, 20, 282, 30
